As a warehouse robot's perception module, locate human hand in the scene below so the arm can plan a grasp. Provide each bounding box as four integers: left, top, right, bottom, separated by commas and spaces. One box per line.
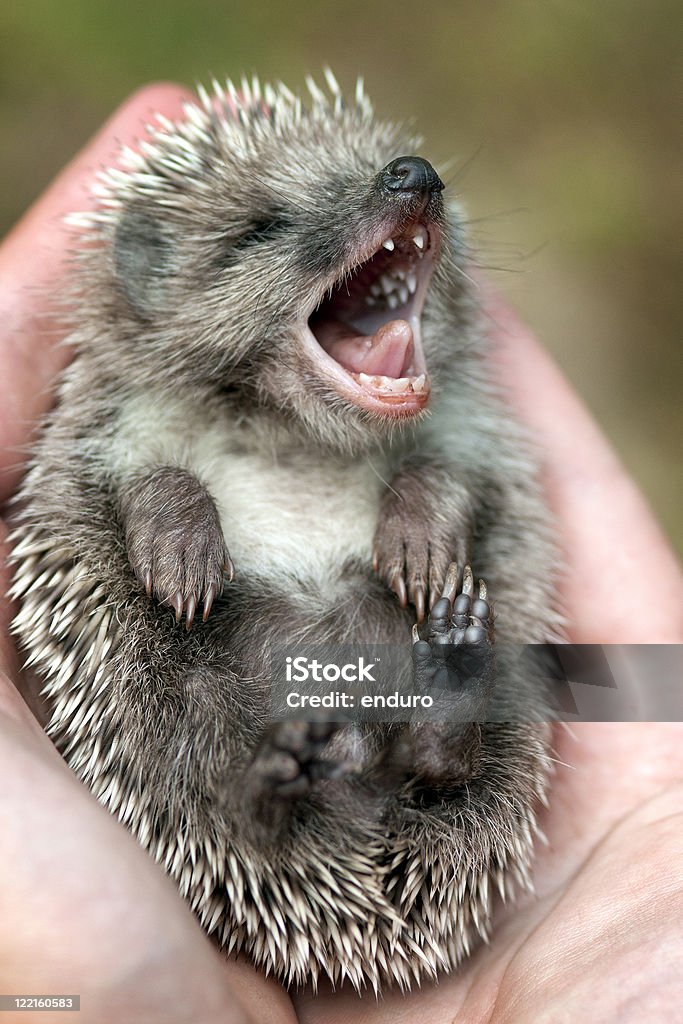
294, 282, 683, 1023
1, 84, 682, 1024
0, 85, 297, 1024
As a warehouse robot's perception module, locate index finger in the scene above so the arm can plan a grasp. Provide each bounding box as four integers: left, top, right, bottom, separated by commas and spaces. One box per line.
0, 83, 193, 503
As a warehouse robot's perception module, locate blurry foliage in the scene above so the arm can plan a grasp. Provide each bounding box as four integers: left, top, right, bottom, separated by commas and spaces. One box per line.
0, 0, 681, 550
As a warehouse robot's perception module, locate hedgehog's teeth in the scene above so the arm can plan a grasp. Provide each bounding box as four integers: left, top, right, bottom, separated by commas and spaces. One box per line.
358, 373, 414, 393
377, 271, 413, 302
382, 238, 395, 251
413, 228, 426, 250
412, 373, 427, 393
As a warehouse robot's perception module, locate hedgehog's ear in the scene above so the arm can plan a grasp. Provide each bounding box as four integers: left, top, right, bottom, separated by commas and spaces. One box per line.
113, 203, 173, 318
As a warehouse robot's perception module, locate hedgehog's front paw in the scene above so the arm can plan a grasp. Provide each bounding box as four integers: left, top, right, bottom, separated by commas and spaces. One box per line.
122, 467, 233, 628
136, 523, 232, 629
409, 562, 494, 786
373, 519, 464, 623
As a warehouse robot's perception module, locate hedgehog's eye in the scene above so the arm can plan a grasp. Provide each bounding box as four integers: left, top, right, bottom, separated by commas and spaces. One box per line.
214, 211, 290, 271
232, 213, 289, 252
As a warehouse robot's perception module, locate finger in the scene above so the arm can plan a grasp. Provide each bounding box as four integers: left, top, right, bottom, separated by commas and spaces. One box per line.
0, 522, 22, 683
487, 292, 683, 642
0, 703, 295, 1024
0, 82, 194, 504
0, 516, 55, 727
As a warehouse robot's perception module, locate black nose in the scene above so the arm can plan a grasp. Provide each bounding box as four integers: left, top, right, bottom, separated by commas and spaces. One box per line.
380, 156, 444, 196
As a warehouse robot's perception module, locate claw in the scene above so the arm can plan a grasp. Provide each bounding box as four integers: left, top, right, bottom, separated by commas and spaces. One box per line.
412, 622, 421, 644
224, 556, 235, 584
169, 591, 183, 623
143, 569, 153, 597
372, 549, 379, 572
441, 562, 459, 603
185, 593, 197, 630
393, 574, 408, 608
202, 582, 216, 621
413, 583, 426, 623
462, 564, 474, 597
478, 578, 487, 600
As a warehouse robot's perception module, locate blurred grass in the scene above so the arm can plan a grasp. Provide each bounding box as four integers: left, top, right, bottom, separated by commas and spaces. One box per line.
1, 0, 681, 552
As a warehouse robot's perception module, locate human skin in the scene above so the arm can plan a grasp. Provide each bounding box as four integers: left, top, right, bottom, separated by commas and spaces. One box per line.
0, 85, 682, 1024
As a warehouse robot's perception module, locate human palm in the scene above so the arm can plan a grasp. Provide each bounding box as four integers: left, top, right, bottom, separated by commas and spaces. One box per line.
1, 86, 681, 1024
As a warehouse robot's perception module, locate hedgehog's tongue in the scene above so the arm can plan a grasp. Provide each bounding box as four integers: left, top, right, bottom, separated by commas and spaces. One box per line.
315, 318, 414, 377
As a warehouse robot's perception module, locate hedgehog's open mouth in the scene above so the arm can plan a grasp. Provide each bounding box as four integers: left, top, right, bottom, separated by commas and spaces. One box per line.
305, 220, 439, 416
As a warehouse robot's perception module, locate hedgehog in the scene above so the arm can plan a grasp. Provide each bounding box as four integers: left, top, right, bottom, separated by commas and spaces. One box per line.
8, 71, 560, 993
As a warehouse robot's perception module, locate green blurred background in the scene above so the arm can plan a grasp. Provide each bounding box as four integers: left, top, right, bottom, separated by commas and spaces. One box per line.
1, 0, 681, 552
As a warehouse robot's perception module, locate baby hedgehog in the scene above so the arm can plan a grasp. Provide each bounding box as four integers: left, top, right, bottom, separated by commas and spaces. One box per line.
9, 72, 560, 992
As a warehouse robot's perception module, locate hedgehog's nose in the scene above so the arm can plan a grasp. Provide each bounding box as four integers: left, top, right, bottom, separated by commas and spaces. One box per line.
380, 156, 444, 196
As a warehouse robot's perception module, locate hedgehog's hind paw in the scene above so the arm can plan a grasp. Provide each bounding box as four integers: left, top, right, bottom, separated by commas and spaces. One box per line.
245, 716, 358, 827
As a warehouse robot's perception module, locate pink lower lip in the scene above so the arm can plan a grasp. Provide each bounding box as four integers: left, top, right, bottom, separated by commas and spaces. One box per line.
341, 379, 431, 416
